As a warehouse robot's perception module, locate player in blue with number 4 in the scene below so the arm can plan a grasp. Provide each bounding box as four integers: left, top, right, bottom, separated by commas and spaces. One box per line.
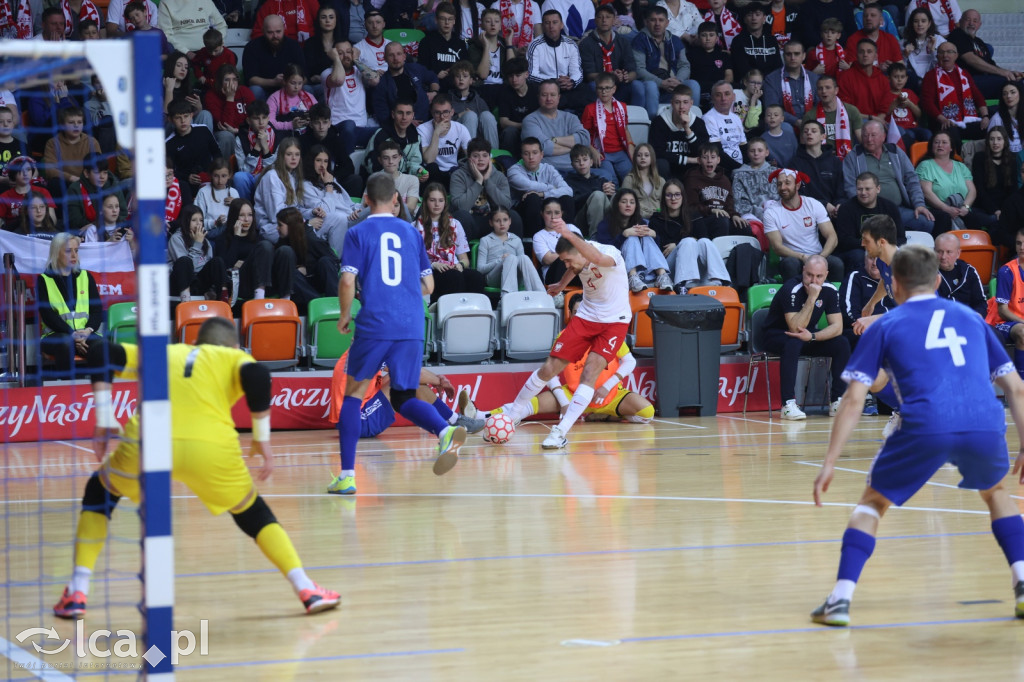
811, 245, 1024, 626
327, 172, 467, 495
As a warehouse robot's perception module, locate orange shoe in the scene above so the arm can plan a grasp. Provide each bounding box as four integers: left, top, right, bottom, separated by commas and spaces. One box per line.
53, 587, 87, 619
300, 584, 340, 614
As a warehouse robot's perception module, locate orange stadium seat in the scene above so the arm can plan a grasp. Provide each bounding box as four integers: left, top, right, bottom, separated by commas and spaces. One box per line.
175, 301, 233, 345
687, 285, 746, 352
241, 299, 302, 369
629, 289, 675, 356
951, 230, 997, 283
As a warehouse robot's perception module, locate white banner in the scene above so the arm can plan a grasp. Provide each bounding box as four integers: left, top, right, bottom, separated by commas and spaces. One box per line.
0, 231, 134, 274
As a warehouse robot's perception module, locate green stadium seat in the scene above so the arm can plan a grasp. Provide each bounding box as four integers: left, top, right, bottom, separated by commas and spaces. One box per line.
307, 297, 359, 368
747, 284, 781, 313
106, 302, 137, 344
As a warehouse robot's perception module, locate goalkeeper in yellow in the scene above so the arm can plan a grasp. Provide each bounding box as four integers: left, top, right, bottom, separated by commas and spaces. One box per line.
53, 317, 340, 619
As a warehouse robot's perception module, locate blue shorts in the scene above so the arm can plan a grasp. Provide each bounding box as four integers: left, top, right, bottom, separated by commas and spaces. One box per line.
360, 391, 396, 438
347, 336, 422, 391
994, 321, 1023, 343
867, 430, 1009, 506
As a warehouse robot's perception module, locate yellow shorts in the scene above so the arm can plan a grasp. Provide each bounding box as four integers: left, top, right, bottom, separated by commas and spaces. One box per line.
560, 386, 632, 418
100, 421, 256, 516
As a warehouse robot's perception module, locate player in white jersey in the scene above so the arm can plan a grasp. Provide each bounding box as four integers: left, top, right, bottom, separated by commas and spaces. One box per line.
502, 218, 631, 449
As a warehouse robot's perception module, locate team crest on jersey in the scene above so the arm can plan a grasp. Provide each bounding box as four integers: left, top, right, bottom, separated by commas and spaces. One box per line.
553, 341, 563, 352
815, 300, 822, 308
803, 216, 813, 227
715, 59, 723, 68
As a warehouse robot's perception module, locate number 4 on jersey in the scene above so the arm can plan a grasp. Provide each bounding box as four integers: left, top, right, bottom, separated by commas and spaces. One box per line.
925, 309, 967, 366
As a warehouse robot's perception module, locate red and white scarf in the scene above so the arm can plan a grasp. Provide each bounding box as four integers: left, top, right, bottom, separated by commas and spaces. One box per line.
591, 100, 629, 158
125, 1, 154, 31
935, 65, 977, 121
500, 0, 535, 50
275, 89, 317, 117
703, 7, 740, 50
62, 0, 99, 37
817, 98, 852, 159
247, 126, 276, 175
165, 178, 182, 224
79, 182, 96, 223
600, 39, 615, 73
814, 42, 845, 77
916, 0, 957, 35
0, 0, 32, 40
781, 68, 813, 115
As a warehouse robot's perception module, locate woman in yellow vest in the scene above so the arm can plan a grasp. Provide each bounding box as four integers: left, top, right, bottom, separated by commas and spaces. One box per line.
37, 233, 103, 376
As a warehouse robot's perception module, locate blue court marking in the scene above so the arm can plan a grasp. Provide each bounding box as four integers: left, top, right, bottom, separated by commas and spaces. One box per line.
174, 531, 989, 579
175, 647, 465, 670
618, 616, 1013, 643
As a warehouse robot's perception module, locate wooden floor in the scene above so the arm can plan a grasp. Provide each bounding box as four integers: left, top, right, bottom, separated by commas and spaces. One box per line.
4, 411, 1024, 680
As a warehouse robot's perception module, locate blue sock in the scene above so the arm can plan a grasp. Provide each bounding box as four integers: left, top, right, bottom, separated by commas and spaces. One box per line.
992, 515, 1024, 565
836, 528, 876, 583
432, 397, 454, 423
337, 396, 362, 471
400, 398, 449, 436
1015, 350, 1024, 380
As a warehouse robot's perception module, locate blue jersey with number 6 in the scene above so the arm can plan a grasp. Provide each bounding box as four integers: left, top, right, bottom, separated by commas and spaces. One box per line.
340, 214, 432, 341
842, 294, 1013, 434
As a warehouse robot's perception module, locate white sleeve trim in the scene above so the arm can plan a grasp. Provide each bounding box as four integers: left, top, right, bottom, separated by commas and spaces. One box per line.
992, 362, 1015, 381
841, 369, 875, 386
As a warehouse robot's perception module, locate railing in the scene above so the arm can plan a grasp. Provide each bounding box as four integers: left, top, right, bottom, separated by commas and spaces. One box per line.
2, 252, 26, 386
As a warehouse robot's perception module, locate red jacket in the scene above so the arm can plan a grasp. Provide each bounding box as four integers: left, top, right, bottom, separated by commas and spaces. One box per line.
839, 63, 891, 117
845, 29, 903, 67
192, 47, 237, 86
203, 86, 256, 130
250, 0, 317, 42
920, 67, 985, 122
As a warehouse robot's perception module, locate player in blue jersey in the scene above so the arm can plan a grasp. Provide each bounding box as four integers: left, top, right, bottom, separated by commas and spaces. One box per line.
811, 245, 1024, 626
328, 172, 468, 495
852, 214, 898, 337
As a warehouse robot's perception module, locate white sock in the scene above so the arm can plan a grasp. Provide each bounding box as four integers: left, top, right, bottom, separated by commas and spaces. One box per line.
287, 567, 315, 594
829, 579, 857, 603
513, 371, 547, 408
448, 413, 458, 424
254, 287, 266, 300
69, 566, 92, 596
557, 384, 595, 434
1011, 561, 1024, 586
341, 469, 354, 479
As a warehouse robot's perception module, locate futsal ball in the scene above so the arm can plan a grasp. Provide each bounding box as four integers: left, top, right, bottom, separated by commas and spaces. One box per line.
482, 413, 516, 444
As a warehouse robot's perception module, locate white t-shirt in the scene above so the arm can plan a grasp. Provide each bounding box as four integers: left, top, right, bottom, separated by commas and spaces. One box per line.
576, 241, 631, 324
107, 0, 159, 32
763, 196, 830, 255
484, 44, 503, 84
702, 108, 746, 163
355, 36, 391, 72
417, 120, 472, 172
459, 3, 485, 39
322, 67, 368, 126
533, 223, 581, 279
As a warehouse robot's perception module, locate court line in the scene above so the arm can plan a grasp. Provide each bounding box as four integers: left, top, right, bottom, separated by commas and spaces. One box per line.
52, 441, 93, 454
649, 419, 706, 429
171, 530, 989, 579
794, 460, 1024, 500
0, 636, 75, 681
618, 616, 1011, 644
175, 647, 465, 671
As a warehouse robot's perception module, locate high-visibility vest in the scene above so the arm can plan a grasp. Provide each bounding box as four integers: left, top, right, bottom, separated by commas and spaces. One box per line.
40, 271, 89, 337
986, 259, 1024, 327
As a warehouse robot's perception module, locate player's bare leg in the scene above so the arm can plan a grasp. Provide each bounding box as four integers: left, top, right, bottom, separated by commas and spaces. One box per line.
544, 353, 608, 449
978, 482, 1024, 617
811, 487, 890, 626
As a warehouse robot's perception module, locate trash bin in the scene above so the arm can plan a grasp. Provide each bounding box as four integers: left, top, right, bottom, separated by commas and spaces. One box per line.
646, 294, 725, 417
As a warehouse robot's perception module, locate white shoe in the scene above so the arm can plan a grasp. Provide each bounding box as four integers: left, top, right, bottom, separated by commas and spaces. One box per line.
655, 272, 673, 291
781, 400, 806, 421
829, 398, 841, 417
628, 273, 646, 293
542, 425, 568, 449
457, 389, 477, 419
882, 412, 901, 439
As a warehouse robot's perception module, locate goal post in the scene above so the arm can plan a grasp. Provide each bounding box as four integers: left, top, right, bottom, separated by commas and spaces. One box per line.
0, 32, 172, 679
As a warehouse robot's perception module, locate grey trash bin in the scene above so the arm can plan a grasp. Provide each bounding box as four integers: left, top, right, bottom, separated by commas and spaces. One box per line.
646, 294, 725, 417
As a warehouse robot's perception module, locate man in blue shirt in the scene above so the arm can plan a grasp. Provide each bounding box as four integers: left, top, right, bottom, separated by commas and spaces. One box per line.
328, 172, 467, 495
811, 244, 1024, 626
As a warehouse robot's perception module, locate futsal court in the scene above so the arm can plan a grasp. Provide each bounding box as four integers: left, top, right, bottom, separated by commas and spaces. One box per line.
4, 410, 1024, 680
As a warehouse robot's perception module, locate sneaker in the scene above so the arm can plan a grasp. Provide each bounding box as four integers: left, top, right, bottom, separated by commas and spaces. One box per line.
326, 475, 356, 495
628, 273, 646, 293
862, 395, 878, 416
655, 272, 673, 291
810, 598, 850, 626
1014, 581, 1024, 619
672, 282, 687, 295
882, 412, 901, 439
542, 425, 568, 449
552, 292, 565, 309
457, 389, 478, 419
53, 587, 87, 619
706, 278, 724, 286
829, 398, 842, 417
299, 584, 341, 614
454, 414, 486, 434
433, 425, 466, 475
781, 400, 806, 421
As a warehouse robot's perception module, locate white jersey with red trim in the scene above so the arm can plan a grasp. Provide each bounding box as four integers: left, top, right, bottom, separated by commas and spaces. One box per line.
576, 241, 631, 325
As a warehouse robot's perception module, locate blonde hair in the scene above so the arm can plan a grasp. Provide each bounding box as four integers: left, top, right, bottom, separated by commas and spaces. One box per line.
46, 232, 81, 274
267, 137, 305, 206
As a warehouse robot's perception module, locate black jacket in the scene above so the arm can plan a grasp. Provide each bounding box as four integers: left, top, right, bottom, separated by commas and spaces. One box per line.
938, 259, 987, 317
790, 146, 845, 207
833, 195, 903, 253
649, 112, 708, 178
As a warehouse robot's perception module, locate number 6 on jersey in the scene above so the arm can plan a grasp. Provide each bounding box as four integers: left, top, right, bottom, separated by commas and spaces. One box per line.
381, 233, 402, 286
